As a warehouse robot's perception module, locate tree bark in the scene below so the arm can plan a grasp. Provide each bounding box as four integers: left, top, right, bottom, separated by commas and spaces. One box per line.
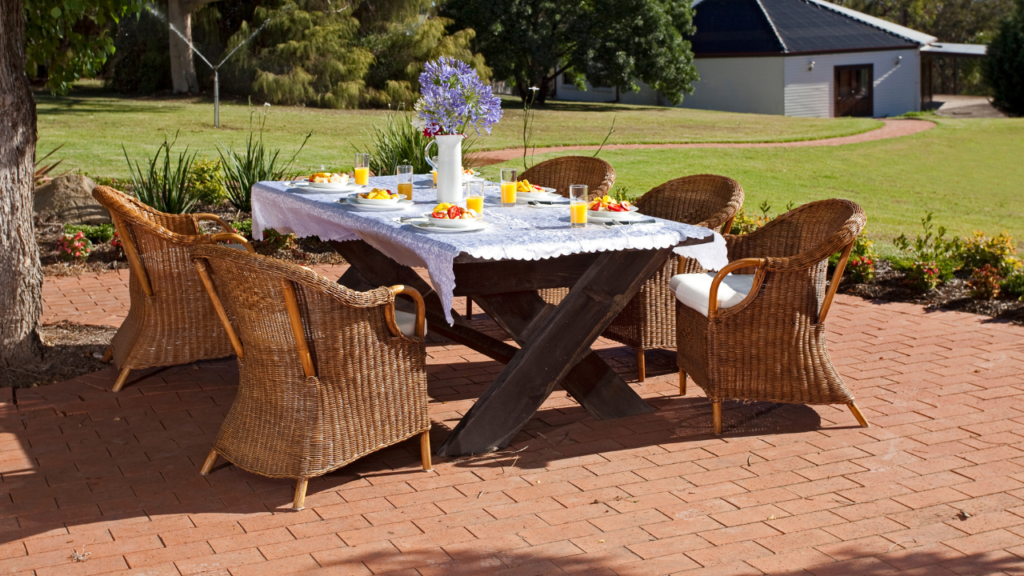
0, 0, 43, 367
167, 0, 218, 94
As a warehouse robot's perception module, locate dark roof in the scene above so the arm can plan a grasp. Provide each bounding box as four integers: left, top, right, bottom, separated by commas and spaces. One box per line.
689, 0, 922, 56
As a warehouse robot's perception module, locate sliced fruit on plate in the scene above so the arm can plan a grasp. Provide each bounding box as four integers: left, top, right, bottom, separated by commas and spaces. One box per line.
431, 203, 479, 219
515, 179, 545, 193
309, 172, 349, 184
359, 188, 400, 200
588, 195, 632, 212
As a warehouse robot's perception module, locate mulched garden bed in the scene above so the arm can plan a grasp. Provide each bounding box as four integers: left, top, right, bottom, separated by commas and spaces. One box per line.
838, 260, 1024, 324
1, 321, 117, 389
36, 200, 346, 278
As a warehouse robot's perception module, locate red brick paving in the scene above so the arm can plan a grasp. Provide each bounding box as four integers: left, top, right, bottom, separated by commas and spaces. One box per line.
7, 267, 1024, 575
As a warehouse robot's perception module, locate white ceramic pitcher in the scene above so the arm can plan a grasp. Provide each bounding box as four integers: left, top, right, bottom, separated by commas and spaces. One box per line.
424, 134, 463, 204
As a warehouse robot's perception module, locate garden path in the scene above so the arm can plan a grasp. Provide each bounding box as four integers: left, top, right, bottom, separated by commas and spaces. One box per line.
7, 266, 1024, 575
473, 118, 935, 166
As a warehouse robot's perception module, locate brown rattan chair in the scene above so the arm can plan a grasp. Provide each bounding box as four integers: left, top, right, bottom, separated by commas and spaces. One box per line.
92, 186, 253, 392
496, 156, 615, 318
190, 244, 432, 510
602, 175, 744, 381
676, 199, 870, 435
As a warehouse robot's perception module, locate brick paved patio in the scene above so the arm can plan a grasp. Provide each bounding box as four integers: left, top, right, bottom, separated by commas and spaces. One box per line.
4, 269, 1024, 575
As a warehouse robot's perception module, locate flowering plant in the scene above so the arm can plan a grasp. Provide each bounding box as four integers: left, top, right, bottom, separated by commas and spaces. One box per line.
57, 231, 92, 263
848, 256, 876, 284
110, 231, 124, 258
969, 264, 1003, 299
905, 261, 941, 292
413, 57, 502, 137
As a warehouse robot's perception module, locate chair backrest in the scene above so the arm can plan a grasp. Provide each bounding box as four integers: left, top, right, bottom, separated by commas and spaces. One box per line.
635, 174, 744, 232
754, 199, 865, 263
190, 244, 399, 384
519, 156, 615, 198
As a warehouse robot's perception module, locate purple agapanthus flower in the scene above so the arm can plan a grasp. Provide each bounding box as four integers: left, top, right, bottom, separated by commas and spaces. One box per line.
413, 57, 503, 136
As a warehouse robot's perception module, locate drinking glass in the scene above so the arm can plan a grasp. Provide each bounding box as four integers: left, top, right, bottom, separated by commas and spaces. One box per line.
430, 156, 438, 188
569, 184, 588, 228
500, 168, 518, 207
396, 164, 413, 200
354, 153, 370, 186
465, 181, 484, 215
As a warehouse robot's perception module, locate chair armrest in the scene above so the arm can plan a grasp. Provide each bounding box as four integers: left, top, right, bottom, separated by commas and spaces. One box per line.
210, 233, 255, 253
195, 213, 238, 235
708, 258, 766, 318
386, 285, 426, 339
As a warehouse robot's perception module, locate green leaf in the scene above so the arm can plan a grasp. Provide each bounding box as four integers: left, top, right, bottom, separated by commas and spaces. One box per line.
50, 6, 61, 18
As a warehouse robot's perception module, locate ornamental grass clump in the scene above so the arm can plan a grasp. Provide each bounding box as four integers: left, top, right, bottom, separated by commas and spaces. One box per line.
970, 264, 1003, 299
123, 133, 199, 215
57, 232, 92, 263
412, 56, 502, 136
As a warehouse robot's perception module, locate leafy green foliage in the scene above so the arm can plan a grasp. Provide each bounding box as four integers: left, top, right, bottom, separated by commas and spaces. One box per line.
260, 228, 295, 251
984, 0, 1024, 115
729, 200, 794, 235
107, 6, 171, 94
221, 0, 486, 108
442, 0, 698, 104
64, 223, 115, 244
217, 105, 310, 212
123, 133, 200, 214
189, 157, 228, 205
56, 232, 93, 263
232, 219, 253, 238
959, 231, 1017, 272
892, 212, 963, 278
848, 256, 877, 284
25, 0, 142, 95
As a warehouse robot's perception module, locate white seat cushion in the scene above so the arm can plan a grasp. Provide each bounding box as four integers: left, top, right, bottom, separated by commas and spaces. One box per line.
394, 309, 427, 337
670, 272, 755, 317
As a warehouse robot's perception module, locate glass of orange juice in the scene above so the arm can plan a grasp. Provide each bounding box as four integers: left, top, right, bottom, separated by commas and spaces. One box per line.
354, 153, 370, 186
569, 184, 588, 228
430, 156, 438, 188
500, 168, 517, 207
396, 164, 413, 200
465, 181, 484, 215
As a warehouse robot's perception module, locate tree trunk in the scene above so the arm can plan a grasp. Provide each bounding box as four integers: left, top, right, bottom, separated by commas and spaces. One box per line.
168, 0, 199, 93
0, 0, 43, 367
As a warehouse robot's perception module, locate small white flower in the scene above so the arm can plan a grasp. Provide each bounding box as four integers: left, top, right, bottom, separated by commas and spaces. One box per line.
264, 102, 271, 107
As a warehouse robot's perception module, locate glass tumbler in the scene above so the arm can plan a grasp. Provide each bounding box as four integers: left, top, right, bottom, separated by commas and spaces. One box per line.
500, 168, 518, 207
396, 165, 413, 200
354, 153, 370, 186
569, 184, 589, 228
465, 181, 484, 215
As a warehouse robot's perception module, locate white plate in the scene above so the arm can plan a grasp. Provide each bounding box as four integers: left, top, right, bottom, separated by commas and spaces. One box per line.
352, 194, 402, 206
410, 220, 488, 233
517, 186, 557, 195
515, 191, 562, 203
308, 180, 356, 191
420, 212, 484, 228
344, 197, 415, 211
588, 206, 641, 221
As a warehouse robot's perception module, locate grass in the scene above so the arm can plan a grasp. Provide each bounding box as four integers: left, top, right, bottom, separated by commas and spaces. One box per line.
37, 81, 879, 179
482, 116, 1024, 248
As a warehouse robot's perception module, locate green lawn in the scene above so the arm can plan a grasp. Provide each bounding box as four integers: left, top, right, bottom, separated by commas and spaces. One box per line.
482, 116, 1024, 249
37, 81, 878, 179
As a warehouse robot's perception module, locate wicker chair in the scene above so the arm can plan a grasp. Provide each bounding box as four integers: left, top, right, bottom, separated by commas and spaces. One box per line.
676, 199, 869, 435
191, 244, 431, 510
603, 175, 744, 381
92, 186, 254, 392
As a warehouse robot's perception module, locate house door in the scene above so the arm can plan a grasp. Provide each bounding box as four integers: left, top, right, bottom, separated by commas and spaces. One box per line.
834, 64, 874, 117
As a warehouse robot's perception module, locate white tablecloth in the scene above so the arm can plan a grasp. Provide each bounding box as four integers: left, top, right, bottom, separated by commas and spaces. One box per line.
252, 176, 728, 323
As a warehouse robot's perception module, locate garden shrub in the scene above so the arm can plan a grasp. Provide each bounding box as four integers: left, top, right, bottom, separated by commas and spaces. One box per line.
905, 262, 941, 292
983, 0, 1024, 116
970, 264, 1003, 299
831, 227, 876, 269
57, 232, 93, 263
64, 223, 115, 244
848, 256, 876, 284
1001, 262, 1024, 299
959, 231, 1017, 273
189, 157, 229, 205
892, 212, 962, 280
111, 232, 124, 258
233, 219, 253, 238
261, 228, 295, 251
730, 200, 793, 235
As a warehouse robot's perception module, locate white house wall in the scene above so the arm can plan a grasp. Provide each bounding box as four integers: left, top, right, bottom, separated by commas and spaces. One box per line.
680, 57, 786, 115
783, 49, 921, 117
554, 77, 661, 106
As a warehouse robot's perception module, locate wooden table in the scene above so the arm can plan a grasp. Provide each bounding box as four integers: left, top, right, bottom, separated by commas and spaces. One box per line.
330, 238, 711, 457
